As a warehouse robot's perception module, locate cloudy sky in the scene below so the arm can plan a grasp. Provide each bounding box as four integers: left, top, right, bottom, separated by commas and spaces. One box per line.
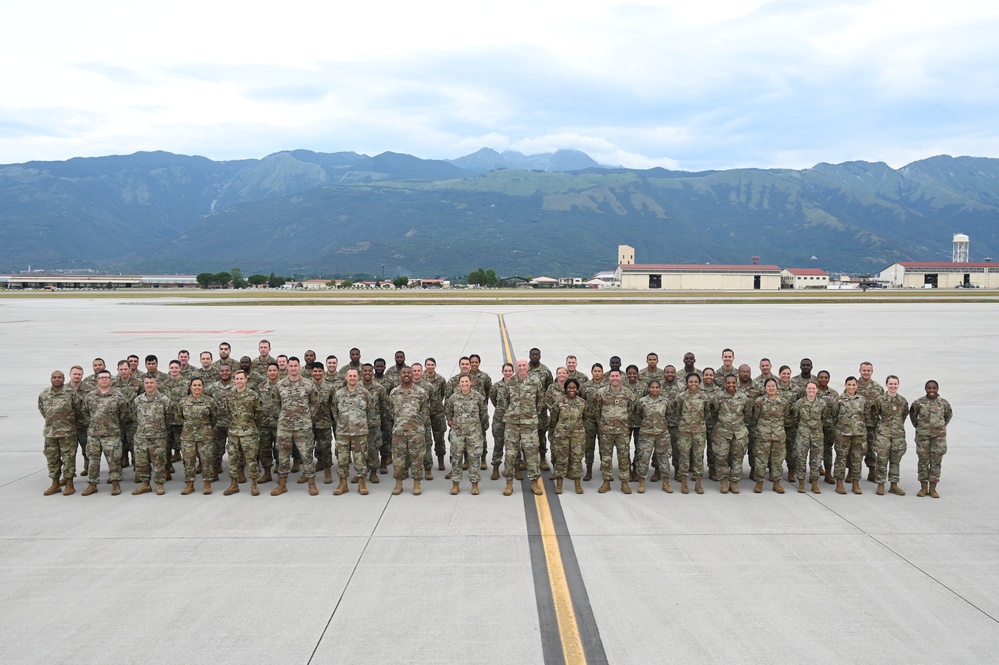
2, 0, 997, 170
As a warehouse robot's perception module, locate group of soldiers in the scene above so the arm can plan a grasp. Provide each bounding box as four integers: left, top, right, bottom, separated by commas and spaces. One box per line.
38, 342, 954, 499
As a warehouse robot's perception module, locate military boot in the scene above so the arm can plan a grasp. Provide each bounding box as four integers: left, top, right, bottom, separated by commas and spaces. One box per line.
650, 468, 661, 482
437, 455, 445, 471
876, 482, 885, 495
392, 479, 403, 495
772, 480, 784, 494
798, 479, 806, 494
637, 478, 646, 494
491, 464, 500, 481
258, 467, 272, 484
250, 480, 259, 496
379, 457, 389, 474
836, 479, 847, 495
82, 482, 98, 496
356, 477, 367, 495
575, 478, 584, 494
62, 478, 76, 496
514, 468, 523, 480
598, 479, 611, 493
621, 480, 632, 495
720, 479, 729, 494
917, 481, 928, 497
201, 480, 211, 495
424, 468, 434, 481
694, 478, 704, 495
852, 480, 863, 495
297, 472, 308, 484
708, 469, 718, 482
333, 478, 348, 495
132, 482, 152, 496
889, 482, 905, 496
680, 477, 689, 494
111, 481, 121, 496
238, 466, 247, 483
554, 478, 563, 494
450, 481, 460, 495
825, 469, 834, 485
929, 482, 940, 498
867, 468, 877, 482
811, 480, 821, 494
270, 477, 288, 496
155, 483, 165, 495
309, 477, 320, 496
413, 478, 422, 496
583, 463, 593, 481
324, 468, 333, 484
662, 479, 673, 493
753, 480, 764, 493
367, 469, 378, 484
540, 457, 550, 471
531, 478, 544, 496
730, 481, 740, 494
291, 459, 301, 473
503, 479, 513, 496
181, 481, 195, 495
44, 478, 62, 496
471, 482, 480, 495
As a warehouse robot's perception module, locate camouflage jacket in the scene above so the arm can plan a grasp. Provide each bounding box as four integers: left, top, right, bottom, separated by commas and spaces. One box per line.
752, 395, 790, 436
674, 389, 711, 434
872, 393, 909, 437
830, 393, 869, 436
446, 390, 489, 435
225, 388, 264, 436
389, 384, 430, 435
331, 385, 373, 436
549, 394, 587, 436
275, 377, 318, 432
178, 395, 220, 437
82, 389, 132, 437
132, 391, 173, 439
791, 396, 826, 434
501, 374, 543, 426
712, 390, 752, 436
38, 386, 83, 437
205, 381, 236, 427
909, 396, 953, 435
159, 375, 189, 426
311, 380, 335, 429
593, 385, 636, 435
636, 394, 670, 437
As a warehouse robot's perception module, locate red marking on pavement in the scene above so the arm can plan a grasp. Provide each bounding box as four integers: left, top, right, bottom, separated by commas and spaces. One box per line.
114, 330, 274, 334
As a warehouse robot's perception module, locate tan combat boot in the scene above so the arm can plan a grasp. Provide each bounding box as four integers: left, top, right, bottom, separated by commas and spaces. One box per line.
491, 464, 501, 481
867, 468, 877, 482
393, 479, 403, 495
929, 482, 940, 498
650, 468, 661, 482
583, 463, 593, 481
223, 480, 239, 495
424, 468, 434, 481
379, 457, 388, 474
798, 479, 806, 494
310, 477, 320, 496
368, 469, 379, 484
575, 478, 584, 494
132, 482, 152, 495
323, 468, 333, 484
155, 483, 165, 495
250, 480, 259, 496
662, 478, 673, 493
437, 455, 445, 471
772, 480, 784, 494
876, 482, 885, 496
835, 479, 847, 495
333, 478, 348, 495
621, 480, 632, 495
917, 481, 928, 497
413, 478, 422, 496
540, 457, 550, 471
514, 468, 523, 480
259, 468, 273, 484
450, 481, 460, 495
44, 478, 62, 496
202, 480, 212, 495
811, 480, 821, 494
291, 459, 301, 473
531, 478, 544, 496
355, 477, 366, 495
694, 478, 704, 495
720, 479, 729, 494
62, 478, 76, 496
637, 478, 646, 494
270, 476, 288, 496
680, 477, 689, 494
730, 481, 739, 494
471, 482, 480, 495
554, 478, 563, 494
598, 479, 611, 493
852, 480, 863, 495
825, 469, 834, 485
111, 481, 121, 496
238, 466, 247, 483
82, 482, 98, 496
297, 472, 308, 484
889, 482, 905, 496
503, 479, 513, 496
181, 481, 195, 495
753, 480, 764, 493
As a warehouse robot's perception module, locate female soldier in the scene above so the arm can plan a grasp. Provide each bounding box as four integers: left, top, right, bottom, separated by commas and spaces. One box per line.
674, 373, 711, 494
178, 378, 220, 495
549, 378, 587, 494
635, 380, 672, 494
831, 376, 869, 495
791, 381, 826, 494
752, 378, 789, 494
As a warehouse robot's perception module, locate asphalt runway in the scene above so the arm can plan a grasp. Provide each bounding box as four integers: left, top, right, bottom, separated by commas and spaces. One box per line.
2, 297, 997, 664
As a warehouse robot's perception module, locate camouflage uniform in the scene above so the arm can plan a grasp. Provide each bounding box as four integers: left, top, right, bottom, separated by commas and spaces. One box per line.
211, 357, 240, 372
638, 367, 665, 387
909, 395, 953, 483
777, 382, 803, 476
857, 378, 885, 472
502, 374, 543, 481
132, 391, 173, 485
205, 379, 235, 471
634, 393, 670, 479
361, 379, 388, 473
660, 380, 682, 472
544, 382, 566, 465
700, 381, 721, 472
446, 389, 489, 483
226, 387, 264, 482
817, 386, 839, 474
830, 393, 870, 481
489, 379, 510, 466
275, 377, 318, 479
593, 384, 636, 482
870, 392, 909, 484
256, 379, 281, 471
82, 389, 132, 484
113, 374, 141, 463
191, 366, 220, 386
178, 395, 220, 482
549, 393, 587, 480
674, 389, 711, 480
38, 386, 83, 481
389, 384, 430, 481
421, 372, 448, 469
582, 378, 606, 466
67, 382, 90, 474
529, 363, 554, 457
470, 369, 493, 456
791, 397, 826, 482
712, 390, 751, 483
159, 375, 189, 467
751, 395, 789, 482
331, 385, 373, 479
740, 381, 764, 464
565, 371, 589, 386
312, 379, 336, 472
372, 375, 394, 461
250, 354, 276, 374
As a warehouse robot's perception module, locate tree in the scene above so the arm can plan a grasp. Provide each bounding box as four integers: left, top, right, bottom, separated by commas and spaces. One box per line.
340, 280, 353, 289
393, 276, 409, 288
248, 274, 268, 287
196, 272, 214, 289
268, 272, 287, 289
213, 272, 232, 288
230, 267, 247, 289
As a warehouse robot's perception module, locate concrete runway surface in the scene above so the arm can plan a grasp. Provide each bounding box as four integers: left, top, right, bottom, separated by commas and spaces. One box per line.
1, 297, 997, 664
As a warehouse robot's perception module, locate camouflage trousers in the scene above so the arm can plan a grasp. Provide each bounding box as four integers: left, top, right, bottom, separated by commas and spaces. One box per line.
227, 433, 260, 481
712, 427, 747, 483
313, 427, 333, 470
504, 423, 540, 481
336, 433, 368, 478
874, 433, 907, 484
365, 426, 382, 473
538, 410, 549, 457
822, 426, 836, 473
834, 433, 866, 481
634, 431, 670, 479
676, 428, 706, 480
598, 431, 631, 482
181, 434, 213, 482
449, 429, 484, 483
45, 436, 77, 480
864, 427, 877, 469
752, 429, 786, 482
258, 426, 276, 469
392, 431, 425, 480
551, 429, 585, 480
120, 423, 136, 458
424, 412, 447, 469
212, 426, 229, 470
584, 421, 598, 465
795, 427, 824, 481
381, 416, 393, 459
166, 425, 182, 468
704, 424, 717, 472
76, 430, 88, 474
668, 425, 680, 470
784, 426, 798, 474
915, 434, 946, 483
491, 420, 506, 465
87, 434, 122, 483
746, 426, 759, 465
277, 427, 315, 479
134, 435, 168, 485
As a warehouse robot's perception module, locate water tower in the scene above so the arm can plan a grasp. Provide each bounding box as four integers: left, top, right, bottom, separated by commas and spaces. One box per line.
953, 233, 969, 263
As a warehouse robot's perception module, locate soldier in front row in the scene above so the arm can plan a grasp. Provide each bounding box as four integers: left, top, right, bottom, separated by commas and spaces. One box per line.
81, 370, 132, 496
38, 370, 83, 495
445, 374, 489, 495
909, 380, 953, 498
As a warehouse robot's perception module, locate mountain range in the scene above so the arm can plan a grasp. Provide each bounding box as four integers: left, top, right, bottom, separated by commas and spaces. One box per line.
1, 148, 996, 277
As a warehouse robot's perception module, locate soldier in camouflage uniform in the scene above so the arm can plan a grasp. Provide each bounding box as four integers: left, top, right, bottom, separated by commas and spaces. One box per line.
307, 362, 335, 484
38, 370, 83, 495
545, 367, 569, 468
445, 375, 489, 494
790, 381, 826, 494
634, 380, 671, 494
593, 368, 636, 494
66, 365, 90, 478
816, 370, 839, 484
270, 358, 319, 496
872, 375, 909, 496
360, 363, 388, 485
131, 376, 173, 495
776, 366, 803, 481
750, 378, 789, 494
712, 375, 752, 494
715, 349, 737, 382
255, 362, 281, 484
675, 373, 711, 494
383, 351, 408, 391
422, 358, 448, 475
564, 355, 589, 387
204, 364, 236, 481
909, 380, 953, 498
660, 366, 682, 481
830, 376, 870, 495
192, 351, 219, 386
857, 362, 885, 482
528, 348, 554, 470
549, 378, 587, 494
469, 354, 492, 466
112, 359, 141, 471
251, 339, 276, 374
488, 363, 514, 480
581, 363, 606, 481
638, 353, 664, 386
159, 360, 188, 472
212, 342, 239, 372
791, 358, 816, 391
330, 368, 374, 496
177, 378, 220, 495
81, 371, 131, 496
223, 370, 264, 496
700, 368, 720, 478
501, 358, 544, 496
389, 367, 430, 495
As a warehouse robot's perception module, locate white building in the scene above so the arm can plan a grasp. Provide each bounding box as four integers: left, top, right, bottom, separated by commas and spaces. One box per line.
616, 263, 782, 290
781, 268, 830, 289
878, 262, 998, 288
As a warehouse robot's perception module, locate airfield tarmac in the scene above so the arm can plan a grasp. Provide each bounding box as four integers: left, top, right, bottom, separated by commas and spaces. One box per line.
1, 295, 997, 664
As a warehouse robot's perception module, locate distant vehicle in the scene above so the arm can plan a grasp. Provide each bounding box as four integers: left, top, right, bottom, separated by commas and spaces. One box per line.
955, 283, 979, 288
